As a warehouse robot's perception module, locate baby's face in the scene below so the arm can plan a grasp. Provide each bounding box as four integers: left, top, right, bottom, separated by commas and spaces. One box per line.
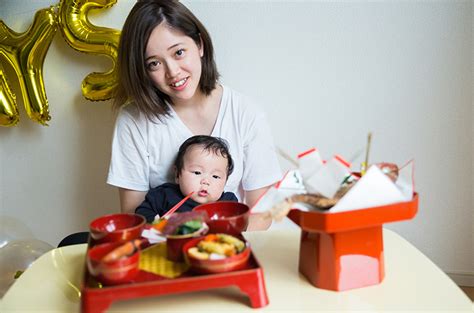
177, 145, 228, 204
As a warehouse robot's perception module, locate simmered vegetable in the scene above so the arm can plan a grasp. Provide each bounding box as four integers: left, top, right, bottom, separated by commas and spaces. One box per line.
187, 234, 246, 260
161, 211, 208, 236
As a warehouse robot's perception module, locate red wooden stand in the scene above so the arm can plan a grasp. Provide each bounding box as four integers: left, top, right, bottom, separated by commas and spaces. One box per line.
81, 251, 268, 312
287, 194, 418, 291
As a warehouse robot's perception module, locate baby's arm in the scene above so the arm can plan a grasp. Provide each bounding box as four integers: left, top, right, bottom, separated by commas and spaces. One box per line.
135, 201, 157, 224
135, 188, 163, 223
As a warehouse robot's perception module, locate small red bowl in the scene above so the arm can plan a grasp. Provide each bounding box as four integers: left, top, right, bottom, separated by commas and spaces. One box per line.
166, 224, 209, 262
193, 202, 249, 235
87, 241, 140, 285
183, 236, 251, 274
89, 213, 145, 245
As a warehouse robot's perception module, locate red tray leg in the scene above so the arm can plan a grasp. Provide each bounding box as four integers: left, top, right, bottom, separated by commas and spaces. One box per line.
237, 269, 269, 308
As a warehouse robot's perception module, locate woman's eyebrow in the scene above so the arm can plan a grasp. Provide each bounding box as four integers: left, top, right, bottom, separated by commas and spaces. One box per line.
167, 43, 183, 51
145, 55, 156, 61
145, 43, 184, 61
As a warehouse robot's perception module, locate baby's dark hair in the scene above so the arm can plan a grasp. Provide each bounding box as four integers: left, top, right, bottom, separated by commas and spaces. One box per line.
175, 135, 234, 178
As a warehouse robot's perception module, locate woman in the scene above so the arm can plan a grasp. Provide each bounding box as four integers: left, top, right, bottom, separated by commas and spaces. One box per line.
107, 0, 281, 230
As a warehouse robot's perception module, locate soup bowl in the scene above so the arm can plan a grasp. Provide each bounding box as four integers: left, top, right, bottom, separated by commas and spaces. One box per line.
193, 201, 249, 235
89, 213, 146, 246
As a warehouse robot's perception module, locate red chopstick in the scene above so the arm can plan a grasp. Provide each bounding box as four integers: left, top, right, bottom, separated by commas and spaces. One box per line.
162, 191, 194, 218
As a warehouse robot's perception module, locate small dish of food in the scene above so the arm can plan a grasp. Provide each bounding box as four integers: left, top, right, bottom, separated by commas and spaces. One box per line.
156, 211, 209, 262
87, 240, 140, 285
183, 233, 251, 274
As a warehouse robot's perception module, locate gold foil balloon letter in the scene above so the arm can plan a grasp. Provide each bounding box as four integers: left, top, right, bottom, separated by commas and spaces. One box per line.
58, 0, 120, 101
0, 7, 57, 126
0, 66, 19, 126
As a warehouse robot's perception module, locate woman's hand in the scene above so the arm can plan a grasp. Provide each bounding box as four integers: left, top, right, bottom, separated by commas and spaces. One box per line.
118, 188, 147, 214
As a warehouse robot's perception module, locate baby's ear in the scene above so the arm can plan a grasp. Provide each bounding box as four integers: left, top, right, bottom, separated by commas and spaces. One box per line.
174, 167, 180, 183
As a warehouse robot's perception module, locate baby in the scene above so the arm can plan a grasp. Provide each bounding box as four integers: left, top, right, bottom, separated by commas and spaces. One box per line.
135, 135, 238, 223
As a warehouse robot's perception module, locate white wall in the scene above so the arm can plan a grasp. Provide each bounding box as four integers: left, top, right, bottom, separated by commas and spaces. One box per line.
1, 0, 472, 282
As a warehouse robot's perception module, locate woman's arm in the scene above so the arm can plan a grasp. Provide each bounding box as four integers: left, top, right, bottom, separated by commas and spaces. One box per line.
245, 186, 270, 208
245, 185, 273, 231
118, 188, 147, 214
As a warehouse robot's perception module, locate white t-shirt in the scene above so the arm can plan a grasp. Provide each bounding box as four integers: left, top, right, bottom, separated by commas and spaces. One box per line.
107, 85, 282, 201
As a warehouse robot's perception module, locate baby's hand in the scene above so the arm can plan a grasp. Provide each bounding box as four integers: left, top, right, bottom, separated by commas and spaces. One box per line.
247, 212, 273, 231
269, 199, 293, 222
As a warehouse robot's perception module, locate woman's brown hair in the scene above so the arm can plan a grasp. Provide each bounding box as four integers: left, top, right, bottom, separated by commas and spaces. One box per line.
114, 0, 219, 121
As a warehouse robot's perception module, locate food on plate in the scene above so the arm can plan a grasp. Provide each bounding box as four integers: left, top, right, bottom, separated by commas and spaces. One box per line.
198, 241, 235, 256
268, 162, 401, 219
376, 162, 399, 182
216, 233, 246, 252
152, 218, 168, 232
268, 193, 338, 221
101, 239, 143, 263
153, 211, 208, 236
187, 234, 246, 260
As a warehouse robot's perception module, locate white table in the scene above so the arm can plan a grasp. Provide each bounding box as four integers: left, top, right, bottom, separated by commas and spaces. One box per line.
1, 229, 472, 312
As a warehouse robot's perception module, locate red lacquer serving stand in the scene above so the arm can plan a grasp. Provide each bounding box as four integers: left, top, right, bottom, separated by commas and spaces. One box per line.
287, 193, 418, 291
81, 246, 268, 313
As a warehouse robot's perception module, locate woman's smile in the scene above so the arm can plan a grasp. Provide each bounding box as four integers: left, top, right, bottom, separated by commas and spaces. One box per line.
169, 77, 189, 90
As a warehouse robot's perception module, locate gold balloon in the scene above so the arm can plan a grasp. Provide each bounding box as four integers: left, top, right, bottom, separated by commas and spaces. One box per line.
0, 65, 19, 127
58, 0, 120, 101
0, 7, 58, 126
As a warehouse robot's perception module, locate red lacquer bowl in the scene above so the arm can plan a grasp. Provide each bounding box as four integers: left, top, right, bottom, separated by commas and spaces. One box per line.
166, 224, 209, 262
87, 241, 140, 285
183, 237, 251, 274
193, 202, 249, 235
89, 213, 145, 245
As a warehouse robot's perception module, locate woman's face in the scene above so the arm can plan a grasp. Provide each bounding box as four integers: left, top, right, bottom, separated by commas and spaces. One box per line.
176, 145, 228, 204
145, 23, 204, 106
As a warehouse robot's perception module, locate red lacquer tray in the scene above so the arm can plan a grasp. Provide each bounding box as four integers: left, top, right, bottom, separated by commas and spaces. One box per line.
287, 193, 418, 291
81, 242, 269, 313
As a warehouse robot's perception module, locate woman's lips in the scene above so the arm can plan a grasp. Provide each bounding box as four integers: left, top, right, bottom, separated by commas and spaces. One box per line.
169, 77, 189, 91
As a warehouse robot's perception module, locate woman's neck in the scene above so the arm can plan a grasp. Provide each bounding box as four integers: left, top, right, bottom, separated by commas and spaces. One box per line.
172, 84, 223, 135
172, 84, 221, 113
172, 89, 207, 110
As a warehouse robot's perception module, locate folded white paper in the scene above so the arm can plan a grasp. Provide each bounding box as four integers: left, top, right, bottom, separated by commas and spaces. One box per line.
396, 159, 414, 200
141, 228, 166, 244
298, 148, 323, 180
251, 159, 415, 216
304, 156, 351, 199
329, 165, 409, 213
251, 169, 306, 213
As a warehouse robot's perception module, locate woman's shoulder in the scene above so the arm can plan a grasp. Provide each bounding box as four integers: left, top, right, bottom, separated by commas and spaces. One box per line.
116, 103, 145, 123
116, 103, 172, 128
221, 85, 265, 116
